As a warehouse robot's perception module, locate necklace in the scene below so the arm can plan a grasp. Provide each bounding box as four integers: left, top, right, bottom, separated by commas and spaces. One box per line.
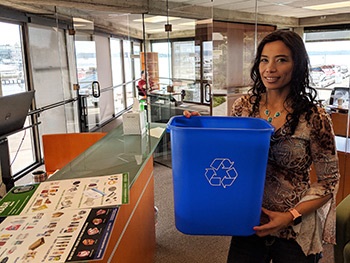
264, 109, 282, 123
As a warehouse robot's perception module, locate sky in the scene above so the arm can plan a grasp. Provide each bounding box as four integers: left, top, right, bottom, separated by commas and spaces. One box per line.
0, 22, 21, 45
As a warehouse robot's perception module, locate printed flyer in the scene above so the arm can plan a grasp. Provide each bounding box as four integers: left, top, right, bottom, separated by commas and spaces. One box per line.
16, 173, 128, 216
0, 184, 40, 217
0, 207, 118, 262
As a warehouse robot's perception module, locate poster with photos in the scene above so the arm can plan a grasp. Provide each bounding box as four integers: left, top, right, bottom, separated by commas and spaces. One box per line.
0, 207, 118, 262
20, 173, 129, 215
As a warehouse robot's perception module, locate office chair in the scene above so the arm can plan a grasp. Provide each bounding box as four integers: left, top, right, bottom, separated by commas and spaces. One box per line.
335, 194, 350, 263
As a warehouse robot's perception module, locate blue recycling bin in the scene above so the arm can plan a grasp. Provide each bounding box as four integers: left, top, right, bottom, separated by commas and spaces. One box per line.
166, 116, 274, 236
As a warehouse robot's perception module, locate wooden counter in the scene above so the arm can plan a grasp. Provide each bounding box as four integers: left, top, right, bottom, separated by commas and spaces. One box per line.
47, 123, 166, 263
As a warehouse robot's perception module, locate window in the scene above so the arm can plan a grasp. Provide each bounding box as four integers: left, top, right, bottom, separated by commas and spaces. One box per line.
75, 40, 98, 95
173, 41, 195, 80
305, 30, 350, 103
28, 24, 78, 135
110, 38, 125, 113
123, 40, 134, 107
152, 42, 172, 82
0, 21, 34, 174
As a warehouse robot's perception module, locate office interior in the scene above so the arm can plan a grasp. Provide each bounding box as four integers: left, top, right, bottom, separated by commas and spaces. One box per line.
1, 0, 350, 262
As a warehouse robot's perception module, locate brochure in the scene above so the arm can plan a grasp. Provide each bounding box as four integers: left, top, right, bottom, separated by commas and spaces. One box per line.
0, 184, 40, 217
0, 173, 129, 217
0, 207, 118, 262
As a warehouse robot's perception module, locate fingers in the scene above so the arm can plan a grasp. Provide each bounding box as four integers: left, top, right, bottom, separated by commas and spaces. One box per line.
183, 110, 191, 118
253, 221, 277, 237
183, 110, 200, 118
253, 208, 292, 237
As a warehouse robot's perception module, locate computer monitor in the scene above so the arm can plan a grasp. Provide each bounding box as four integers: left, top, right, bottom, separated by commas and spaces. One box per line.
329, 87, 349, 106
0, 90, 35, 138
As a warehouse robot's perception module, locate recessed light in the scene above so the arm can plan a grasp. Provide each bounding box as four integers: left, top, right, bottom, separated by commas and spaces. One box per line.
304, 1, 350, 10
133, 16, 180, 23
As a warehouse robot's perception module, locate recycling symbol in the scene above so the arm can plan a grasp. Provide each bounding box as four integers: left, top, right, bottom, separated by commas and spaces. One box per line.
205, 158, 238, 188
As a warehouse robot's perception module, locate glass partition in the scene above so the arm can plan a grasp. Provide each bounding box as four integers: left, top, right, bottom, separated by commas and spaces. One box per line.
304, 28, 350, 206
211, 22, 275, 116
110, 38, 124, 113
141, 3, 214, 123
305, 30, 350, 104
1, 0, 349, 203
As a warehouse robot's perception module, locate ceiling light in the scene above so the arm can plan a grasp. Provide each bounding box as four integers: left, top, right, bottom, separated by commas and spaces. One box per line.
133, 16, 180, 23
304, 1, 350, 10
73, 17, 93, 23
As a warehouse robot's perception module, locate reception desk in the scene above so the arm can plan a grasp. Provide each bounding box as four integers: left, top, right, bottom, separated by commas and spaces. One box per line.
47, 123, 166, 263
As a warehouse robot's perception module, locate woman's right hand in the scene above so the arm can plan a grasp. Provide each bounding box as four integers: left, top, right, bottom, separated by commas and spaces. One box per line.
183, 110, 201, 118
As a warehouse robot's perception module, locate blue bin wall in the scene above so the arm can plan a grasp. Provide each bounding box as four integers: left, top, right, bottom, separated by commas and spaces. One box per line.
167, 116, 274, 236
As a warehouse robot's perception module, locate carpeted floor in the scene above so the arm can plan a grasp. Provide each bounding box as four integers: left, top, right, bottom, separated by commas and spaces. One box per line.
153, 162, 231, 263
153, 161, 335, 263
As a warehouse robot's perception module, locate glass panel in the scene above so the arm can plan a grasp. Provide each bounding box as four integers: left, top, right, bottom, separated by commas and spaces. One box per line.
0, 23, 26, 96
110, 38, 125, 113
143, 15, 174, 123
305, 31, 350, 104
0, 22, 34, 174
124, 40, 132, 84
95, 35, 114, 124
76, 40, 98, 94
143, 12, 212, 122
75, 39, 99, 129
177, 41, 196, 80
111, 38, 123, 87
173, 40, 197, 101
28, 24, 77, 137
126, 82, 134, 107
124, 40, 134, 107
152, 42, 171, 85
133, 41, 142, 107
65, 33, 80, 133
7, 127, 33, 174
211, 22, 275, 116
133, 42, 141, 85
305, 31, 350, 204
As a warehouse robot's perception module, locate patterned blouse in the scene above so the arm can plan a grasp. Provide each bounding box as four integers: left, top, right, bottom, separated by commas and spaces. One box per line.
231, 95, 340, 256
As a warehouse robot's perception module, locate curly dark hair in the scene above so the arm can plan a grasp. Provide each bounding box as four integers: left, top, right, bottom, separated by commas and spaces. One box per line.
249, 29, 318, 134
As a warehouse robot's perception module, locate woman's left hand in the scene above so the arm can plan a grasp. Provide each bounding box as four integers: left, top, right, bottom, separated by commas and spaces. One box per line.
253, 207, 293, 237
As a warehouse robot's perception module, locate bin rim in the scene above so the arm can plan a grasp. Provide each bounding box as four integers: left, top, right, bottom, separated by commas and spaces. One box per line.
166, 115, 275, 133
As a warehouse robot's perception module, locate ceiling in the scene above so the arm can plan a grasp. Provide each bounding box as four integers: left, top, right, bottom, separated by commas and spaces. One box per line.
180, 0, 350, 18
1, 0, 350, 37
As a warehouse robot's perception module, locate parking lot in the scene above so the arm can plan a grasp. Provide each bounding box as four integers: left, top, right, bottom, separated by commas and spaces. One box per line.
311, 64, 350, 104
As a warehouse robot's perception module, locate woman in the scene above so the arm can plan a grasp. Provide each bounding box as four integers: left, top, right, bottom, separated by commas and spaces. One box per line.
184, 30, 339, 262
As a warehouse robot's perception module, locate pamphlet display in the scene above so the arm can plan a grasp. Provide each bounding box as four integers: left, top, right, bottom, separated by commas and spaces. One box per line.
0, 207, 118, 262
0, 184, 40, 217
0, 173, 129, 262
0, 173, 129, 217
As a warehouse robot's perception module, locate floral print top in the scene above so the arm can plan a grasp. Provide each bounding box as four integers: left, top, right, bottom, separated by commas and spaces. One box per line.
231, 95, 340, 256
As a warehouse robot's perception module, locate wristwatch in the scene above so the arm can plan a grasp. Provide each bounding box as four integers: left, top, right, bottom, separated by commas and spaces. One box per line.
288, 208, 302, 226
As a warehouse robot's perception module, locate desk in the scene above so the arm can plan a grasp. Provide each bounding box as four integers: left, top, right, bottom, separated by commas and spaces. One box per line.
335, 136, 350, 153
48, 123, 166, 263
148, 90, 181, 123
148, 90, 181, 102
150, 89, 181, 97
327, 104, 349, 113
